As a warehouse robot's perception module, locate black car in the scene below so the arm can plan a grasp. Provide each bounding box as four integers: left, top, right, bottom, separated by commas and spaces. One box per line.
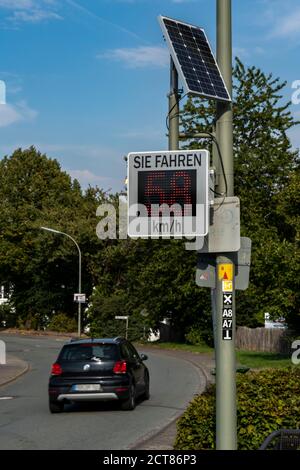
48, 337, 150, 413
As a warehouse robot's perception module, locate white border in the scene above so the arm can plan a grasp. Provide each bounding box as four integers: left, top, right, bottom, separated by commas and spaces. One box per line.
127, 150, 209, 238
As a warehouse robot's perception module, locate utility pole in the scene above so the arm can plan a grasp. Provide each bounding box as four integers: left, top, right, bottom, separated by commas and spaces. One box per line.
78, 252, 82, 338
159, 8, 238, 449
215, 0, 237, 450
168, 57, 179, 150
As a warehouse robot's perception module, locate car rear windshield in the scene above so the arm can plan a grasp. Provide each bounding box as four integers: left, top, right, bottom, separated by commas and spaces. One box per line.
59, 343, 119, 362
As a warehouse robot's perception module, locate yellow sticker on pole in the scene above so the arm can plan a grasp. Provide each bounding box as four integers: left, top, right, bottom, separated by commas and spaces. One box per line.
218, 264, 233, 281
222, 280, 233, 292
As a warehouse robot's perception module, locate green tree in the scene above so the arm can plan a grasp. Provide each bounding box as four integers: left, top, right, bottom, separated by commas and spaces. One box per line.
88, 232, 213, 342
0, 147, 103, 328
85, 59, 300, 342
180, 58, 300, 330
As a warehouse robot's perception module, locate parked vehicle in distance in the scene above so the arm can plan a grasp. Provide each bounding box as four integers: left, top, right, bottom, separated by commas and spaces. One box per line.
264, 312, 288, 329
48, 337, 150, 413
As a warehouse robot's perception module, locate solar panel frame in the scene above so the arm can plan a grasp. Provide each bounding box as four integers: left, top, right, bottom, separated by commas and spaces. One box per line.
158, 15, 231, 103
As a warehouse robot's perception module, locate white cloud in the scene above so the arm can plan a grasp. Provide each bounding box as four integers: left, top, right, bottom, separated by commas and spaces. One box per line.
41, 143, 120, 161
0, 1, 33, 8
8, 9, 62, 22
65, 0, 141, 42
288, 126, 300, 150
254, 46, 265, 55
0, 73, 23, 99
98, 46, 169, 68
0, 143, 121, 163
0, 142, 123, 190
0, 0, 62, 23
293, 111, 300, 119
7, 84, 22, 94
268, 5, 300, 38
118, 128, 163, 139
233, 47, 249, 59
0, 100, 38, 127
0, 80, 6, 104
68, 169, 119, 189
233, 46, 265, 60
0, 104, 21, 127
16, 100, 38, 119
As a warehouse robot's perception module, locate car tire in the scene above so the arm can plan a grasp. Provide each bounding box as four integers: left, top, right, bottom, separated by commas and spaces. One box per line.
121, 383, 136, 411
49, 399, 64, 414
143, 373, 150, 400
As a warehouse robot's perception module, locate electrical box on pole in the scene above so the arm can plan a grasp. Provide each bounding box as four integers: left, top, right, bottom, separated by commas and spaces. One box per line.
196, 237, 251, 290
199, 197, 241, 253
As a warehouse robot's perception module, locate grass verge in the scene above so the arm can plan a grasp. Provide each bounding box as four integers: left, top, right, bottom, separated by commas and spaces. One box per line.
138, 341, 299, 369
136, 341, 213, 354
236, 350, 298, 369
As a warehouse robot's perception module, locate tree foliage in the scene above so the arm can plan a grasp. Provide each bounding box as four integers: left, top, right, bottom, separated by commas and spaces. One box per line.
180, 58, 300, 330
0, 58, 299, 339
0, 146, 104, 328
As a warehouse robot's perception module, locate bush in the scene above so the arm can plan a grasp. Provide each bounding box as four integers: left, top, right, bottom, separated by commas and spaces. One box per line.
174, 368, 300, 450
48, 313, 77, 333
0, 303, 17, 328
185, 326, 203, 346
90, 317, 150, 342
185, 324, 214, 348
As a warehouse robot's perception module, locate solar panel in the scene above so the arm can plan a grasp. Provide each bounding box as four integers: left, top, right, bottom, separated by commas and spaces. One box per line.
158, 15, 231, 102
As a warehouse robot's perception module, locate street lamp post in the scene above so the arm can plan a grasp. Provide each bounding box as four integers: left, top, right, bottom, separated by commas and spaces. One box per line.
41, 226, 82, 337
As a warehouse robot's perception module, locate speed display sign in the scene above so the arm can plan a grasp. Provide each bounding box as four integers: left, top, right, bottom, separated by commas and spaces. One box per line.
127, 150, 209, 238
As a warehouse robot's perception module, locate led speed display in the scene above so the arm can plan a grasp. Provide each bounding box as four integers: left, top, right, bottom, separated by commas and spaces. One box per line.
127, 150, 209, 237
138, 170, 196, 217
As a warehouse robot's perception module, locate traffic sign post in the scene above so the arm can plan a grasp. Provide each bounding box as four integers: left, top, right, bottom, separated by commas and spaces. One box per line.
162, 0, 239, 449
214, 0, 237, 450
169, 57, 179, 151
74, 293, 86, 304
115, 316, 129, 339
126, 0, 247, 450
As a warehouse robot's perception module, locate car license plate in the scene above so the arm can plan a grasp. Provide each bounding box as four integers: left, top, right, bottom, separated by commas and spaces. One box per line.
72, 384, 102, 392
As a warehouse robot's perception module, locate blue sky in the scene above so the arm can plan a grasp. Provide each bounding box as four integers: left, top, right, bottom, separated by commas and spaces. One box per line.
0, 0, 299, 192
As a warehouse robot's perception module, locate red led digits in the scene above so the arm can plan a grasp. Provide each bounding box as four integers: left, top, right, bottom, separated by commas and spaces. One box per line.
144, 171, 166, 216
139, 170, 196, 216
170, 171, 192, 216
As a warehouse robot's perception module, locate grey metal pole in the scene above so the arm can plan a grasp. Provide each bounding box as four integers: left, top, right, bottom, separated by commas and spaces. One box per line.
215, 0, 237, 450
216, 0, 234, 197
78, 247, 82, 338
57, 232, 82, 338
168, 57, 179, 150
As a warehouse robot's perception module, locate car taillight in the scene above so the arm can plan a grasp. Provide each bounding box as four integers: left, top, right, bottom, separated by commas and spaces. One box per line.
113, 360, 127, 374
51, 363, 62, 376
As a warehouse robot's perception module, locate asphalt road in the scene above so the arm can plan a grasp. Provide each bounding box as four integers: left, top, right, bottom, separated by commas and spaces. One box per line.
0, 334, 204, 450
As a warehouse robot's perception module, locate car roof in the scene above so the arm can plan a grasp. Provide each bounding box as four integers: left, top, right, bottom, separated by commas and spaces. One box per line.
65, 337, 125, 346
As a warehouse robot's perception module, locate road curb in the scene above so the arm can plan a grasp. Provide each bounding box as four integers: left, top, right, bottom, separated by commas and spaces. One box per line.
0, 356, 30, 388
129, 349, 210, 450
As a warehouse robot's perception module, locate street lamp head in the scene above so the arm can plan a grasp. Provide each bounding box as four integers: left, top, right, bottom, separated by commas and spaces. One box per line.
40, 226, 61, 234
